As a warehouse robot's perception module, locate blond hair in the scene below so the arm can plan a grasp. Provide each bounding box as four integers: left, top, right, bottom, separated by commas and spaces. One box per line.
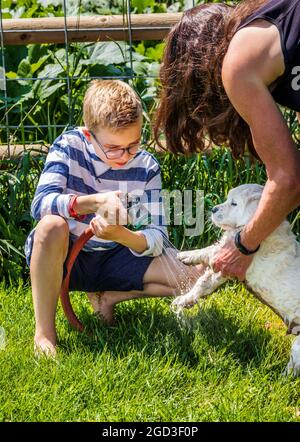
83, 79, 142, 131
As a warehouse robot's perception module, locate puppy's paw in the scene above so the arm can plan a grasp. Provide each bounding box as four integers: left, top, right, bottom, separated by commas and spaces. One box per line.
171, 293, 197, 312
177, 250, 203, 266
283, 359, 300, 378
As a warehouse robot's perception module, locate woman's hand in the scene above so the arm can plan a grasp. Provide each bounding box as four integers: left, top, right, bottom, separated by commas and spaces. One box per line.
90, 216, 125, 242
212, 237, 254, 281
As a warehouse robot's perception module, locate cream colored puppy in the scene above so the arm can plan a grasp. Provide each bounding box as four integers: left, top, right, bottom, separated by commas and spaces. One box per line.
172, 184, 300, 376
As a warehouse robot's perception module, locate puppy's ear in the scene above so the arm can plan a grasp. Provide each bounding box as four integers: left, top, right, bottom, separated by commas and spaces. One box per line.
247, 190, 263, 204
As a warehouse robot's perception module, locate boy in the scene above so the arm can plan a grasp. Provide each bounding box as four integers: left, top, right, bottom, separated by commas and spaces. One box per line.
25, 80, 199, 357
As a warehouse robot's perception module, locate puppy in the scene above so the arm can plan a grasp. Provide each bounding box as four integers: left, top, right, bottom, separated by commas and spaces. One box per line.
172, 184, 300, 376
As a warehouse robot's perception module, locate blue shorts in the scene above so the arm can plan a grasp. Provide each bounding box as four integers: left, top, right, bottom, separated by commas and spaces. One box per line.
26, 233, 154, 292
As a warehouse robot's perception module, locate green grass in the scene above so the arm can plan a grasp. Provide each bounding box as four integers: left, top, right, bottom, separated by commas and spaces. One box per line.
1, 282, 300, 422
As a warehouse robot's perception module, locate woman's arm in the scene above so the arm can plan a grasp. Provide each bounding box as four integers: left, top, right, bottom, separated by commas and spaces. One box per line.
213, 21, 300, 279
223, 79, 300, 249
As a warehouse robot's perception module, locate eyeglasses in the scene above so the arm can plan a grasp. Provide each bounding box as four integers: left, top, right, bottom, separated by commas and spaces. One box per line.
90, 130, 141, 160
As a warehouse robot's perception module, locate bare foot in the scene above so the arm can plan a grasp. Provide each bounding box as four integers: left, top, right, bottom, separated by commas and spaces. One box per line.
93, 310, 116, 326
34, 336, 57, 358
88, 292, 116, 326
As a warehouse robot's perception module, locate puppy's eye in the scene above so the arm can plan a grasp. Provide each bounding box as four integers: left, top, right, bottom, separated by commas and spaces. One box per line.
231, 201, 237, 206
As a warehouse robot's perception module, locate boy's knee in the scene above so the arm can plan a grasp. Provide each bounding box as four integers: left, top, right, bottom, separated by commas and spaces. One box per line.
35, 215, 69, 246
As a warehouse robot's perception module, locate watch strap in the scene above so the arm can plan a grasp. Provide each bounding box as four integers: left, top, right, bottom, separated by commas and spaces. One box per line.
234, 230, 260, 255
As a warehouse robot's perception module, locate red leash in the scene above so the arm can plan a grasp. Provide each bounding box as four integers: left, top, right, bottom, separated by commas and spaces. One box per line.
60, 227, 94, 332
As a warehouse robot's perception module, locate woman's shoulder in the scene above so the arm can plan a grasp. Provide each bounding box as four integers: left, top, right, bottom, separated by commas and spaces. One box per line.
224, 22, 285, 86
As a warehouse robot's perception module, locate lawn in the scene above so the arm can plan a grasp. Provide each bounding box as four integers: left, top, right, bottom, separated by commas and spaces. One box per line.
1, 0, 300, 425
1, 282, 300, 422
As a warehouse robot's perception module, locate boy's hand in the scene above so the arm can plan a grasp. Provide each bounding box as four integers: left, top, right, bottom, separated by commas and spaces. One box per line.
94, 191, 128, 225
90, 216, 125, 242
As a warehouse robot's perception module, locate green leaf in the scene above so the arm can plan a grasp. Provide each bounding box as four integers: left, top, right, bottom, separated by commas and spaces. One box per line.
145, 43, 165, 62
28, 44, 49, 64
39, 82, 65, 101
38, 64, 65, 78
6, 80, 31, 101
131, 61, 148, 76
86, 42, 127, 66
17, 59, 32, 79
0, 239, 25, 258
18, 88, 35, 104
141, 86, 157, 101
31, 55, 50, 74
54, 48, 67, 63
135, 42, 146, 56
6, 72, 18, 79
87, 64, 124, 77
4, 46, 28, 73
131, 0, 155, 13
1, 11, 12, 18
21, 4, 39, 18
1, 0, 13, 8
39, 0, 62, 7
147, 62, 160, 77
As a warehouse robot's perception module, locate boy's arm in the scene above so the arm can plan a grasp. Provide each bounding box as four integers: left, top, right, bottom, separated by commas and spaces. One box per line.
31, 134, 119, 220
31, 135, 73, 220
88, 160, 168, 255
128, 162, 168, 257
89, 218, 148, 254
114, 228, 148, 254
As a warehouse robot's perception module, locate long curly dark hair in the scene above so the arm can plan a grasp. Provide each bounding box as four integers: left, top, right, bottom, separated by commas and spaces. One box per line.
154, 1, 267, 160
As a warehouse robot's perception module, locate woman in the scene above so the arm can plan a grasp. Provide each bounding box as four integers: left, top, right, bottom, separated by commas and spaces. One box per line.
154, 0, 300, 281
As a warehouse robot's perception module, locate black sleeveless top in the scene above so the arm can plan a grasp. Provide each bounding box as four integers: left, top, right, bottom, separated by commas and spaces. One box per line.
237, 0, 300, 112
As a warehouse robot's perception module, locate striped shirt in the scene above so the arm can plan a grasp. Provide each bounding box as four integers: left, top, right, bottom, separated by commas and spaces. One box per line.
25, 127, 168, 262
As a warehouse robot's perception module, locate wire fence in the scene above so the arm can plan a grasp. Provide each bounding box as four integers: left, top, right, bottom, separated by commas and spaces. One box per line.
0, 0, 199, 157
1, 1, 299, 285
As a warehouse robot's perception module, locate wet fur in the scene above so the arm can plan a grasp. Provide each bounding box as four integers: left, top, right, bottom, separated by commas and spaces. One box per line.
172, 184, 300, 376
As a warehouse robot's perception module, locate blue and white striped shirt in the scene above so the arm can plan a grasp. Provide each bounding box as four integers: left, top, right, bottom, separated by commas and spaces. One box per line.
25, 127, 168, 262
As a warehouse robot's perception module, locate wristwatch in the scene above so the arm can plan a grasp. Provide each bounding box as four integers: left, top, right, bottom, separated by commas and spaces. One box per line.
234, 230, 260, 255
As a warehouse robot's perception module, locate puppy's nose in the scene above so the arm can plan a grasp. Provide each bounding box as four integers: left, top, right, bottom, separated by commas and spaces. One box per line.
211, 207, 219, 213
